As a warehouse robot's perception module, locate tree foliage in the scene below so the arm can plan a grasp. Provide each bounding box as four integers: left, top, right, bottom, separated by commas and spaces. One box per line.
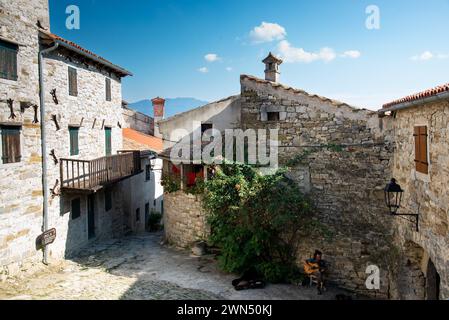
202, 162, 314, 283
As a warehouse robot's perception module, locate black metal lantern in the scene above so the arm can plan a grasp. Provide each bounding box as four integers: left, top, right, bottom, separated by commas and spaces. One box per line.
384, 178, 419, 232
384, 178, 403, 215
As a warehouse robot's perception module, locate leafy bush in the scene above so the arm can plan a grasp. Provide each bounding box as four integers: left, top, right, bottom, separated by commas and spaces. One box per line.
161, 173, 181, 193
202, 162, 314, 283
148, 211, 162, 232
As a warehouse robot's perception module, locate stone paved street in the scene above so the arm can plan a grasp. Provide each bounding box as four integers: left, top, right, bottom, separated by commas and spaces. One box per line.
0, 233, 356, 300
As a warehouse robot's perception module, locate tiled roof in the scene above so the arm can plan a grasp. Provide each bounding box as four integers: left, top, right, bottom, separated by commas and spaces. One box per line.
241, 75, 368, 111
382, 83, 449, 109
39, 31, 132, 76
123, 128, 163, 153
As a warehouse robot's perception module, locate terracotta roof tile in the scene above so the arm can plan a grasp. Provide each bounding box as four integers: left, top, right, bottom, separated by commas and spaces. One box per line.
382, 83, 449, 109
39, 31, 132, 76
123, 128, 163, 153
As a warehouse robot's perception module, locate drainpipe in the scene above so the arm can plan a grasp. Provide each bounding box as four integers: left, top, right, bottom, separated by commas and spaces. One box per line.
38, 42, 59, 265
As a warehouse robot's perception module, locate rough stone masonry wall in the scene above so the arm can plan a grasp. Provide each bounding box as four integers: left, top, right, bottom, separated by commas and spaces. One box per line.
163, 191, 209, 248
240, 76, 396, 298
42, 49, 125, 260
389, 100, 449, 299
0, 0, 50, 277
122, 106, 154, 136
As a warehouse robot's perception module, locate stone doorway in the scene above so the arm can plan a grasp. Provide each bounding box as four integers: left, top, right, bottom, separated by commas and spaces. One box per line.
395, 241, 426, 299
425, 259, 440, 300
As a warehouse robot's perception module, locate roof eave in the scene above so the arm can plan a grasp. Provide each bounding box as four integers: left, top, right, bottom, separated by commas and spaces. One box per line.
55, 39, 133, 77
379, 91, 449, 115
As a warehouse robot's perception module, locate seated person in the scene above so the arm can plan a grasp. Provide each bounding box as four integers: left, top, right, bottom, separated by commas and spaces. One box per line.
304, 250, 328, 294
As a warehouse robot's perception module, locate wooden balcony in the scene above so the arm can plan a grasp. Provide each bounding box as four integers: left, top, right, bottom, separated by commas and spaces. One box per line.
60, 151, 141, 193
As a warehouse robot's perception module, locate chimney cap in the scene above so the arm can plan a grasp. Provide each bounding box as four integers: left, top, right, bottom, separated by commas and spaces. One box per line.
262, 52, 283, 65
151, 97, 166, 104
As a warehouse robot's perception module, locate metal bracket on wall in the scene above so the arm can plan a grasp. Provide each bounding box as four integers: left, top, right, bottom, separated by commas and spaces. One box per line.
49, 149, 58, 165
50, 89, 59, 105
101, 119, 105, 130
80, 117, 84, 127
393, 213, 419, 232
117, 121, 122, 128
51, 114, 60, 130
20, 101, 32, 113
7, 99, 16, 120
50, 179, 60, 199
33, 105, 39, 123
92, 118, 97, 129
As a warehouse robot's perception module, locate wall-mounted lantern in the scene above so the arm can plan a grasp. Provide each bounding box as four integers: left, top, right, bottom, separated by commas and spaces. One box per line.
384, 178, 419, 232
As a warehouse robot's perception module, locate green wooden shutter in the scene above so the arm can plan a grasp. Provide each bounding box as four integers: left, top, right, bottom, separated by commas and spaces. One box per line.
0, 40, 18, 81
68, 67, 78, 96
1, 126, 21, 163
69, 127, 79, 156
105, 78, 111, 101
105, 127, 112, 155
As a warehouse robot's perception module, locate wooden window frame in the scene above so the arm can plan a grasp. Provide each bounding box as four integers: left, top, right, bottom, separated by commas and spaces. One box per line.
68, 66, 78, 97
414, 126, 429, 175
1, 125, 22, 164
71, 198, 81, 220
0, 39, 18, 81
105, 127, 112, 156
105, 78, 112, 101
69, 126, 80, 156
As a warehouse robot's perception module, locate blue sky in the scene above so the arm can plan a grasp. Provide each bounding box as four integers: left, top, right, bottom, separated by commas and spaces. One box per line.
49, 0, 449, 110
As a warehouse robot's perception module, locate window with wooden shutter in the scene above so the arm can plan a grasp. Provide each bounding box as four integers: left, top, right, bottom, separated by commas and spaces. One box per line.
0, 40, 18, 81
69, 126, 79, 156
68, 66, 78, 96
105, 78, 111, 101
105, 127, 112, 155
1, 125, 21, 164
414, 126, 428, 174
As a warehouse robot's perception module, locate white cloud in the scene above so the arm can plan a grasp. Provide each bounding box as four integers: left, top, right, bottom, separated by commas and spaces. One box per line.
197, 67, 209, 73
341, 50, 361, 59
226, 67, 233, 72
411, 51, 434, 61
277, 40, 336, 63
249, 22, 286, 44
204, 53, 221, 62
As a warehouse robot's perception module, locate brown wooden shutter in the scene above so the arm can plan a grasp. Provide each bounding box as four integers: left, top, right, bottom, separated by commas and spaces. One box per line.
1, 126, 21, 164
68, 67, 78, 96
414, 126, 428, 174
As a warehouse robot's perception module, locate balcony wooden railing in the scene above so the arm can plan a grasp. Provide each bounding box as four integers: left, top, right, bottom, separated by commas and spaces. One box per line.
60, 151, 141, 193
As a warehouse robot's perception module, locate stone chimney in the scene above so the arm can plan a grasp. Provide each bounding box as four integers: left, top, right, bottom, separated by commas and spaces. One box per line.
152, 97, 165, 138
262, 52, 283, 83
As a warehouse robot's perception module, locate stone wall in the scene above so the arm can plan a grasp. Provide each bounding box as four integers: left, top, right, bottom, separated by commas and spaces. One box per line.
387, 99, 449, 299
163, 191, 209, 248
0, 0, 129, 276
122, 106, 154, 136
239, 75, 396, 298
0, 0, 49, 275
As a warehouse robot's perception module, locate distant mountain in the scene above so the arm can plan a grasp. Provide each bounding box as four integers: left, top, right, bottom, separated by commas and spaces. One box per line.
127, 97, 209, 119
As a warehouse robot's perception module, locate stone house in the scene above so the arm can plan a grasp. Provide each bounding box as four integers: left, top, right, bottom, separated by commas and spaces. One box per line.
158, 53, 402, 298
379, 83, 449, 299
0, 0, 154, 276
122, 127, 164, 233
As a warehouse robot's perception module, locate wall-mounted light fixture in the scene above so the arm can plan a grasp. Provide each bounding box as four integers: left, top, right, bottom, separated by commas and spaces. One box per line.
384, 178, 419, 232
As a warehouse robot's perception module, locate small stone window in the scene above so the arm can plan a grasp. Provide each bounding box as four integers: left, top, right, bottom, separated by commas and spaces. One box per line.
105, 78, 111, 101
201, 123, 213, 135
267, 112, 280, 122
68, 66, 78, 97
136, 208, 141, 222
1, 125, 21, 164
145, 164, 152, 181
414, 126, 428, 174
69, 126, 79, 156
0, 39, 18, 81
71, 198, 81, 220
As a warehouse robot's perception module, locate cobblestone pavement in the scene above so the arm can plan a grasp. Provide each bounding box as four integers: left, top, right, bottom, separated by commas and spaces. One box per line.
0, 233, 356, 300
